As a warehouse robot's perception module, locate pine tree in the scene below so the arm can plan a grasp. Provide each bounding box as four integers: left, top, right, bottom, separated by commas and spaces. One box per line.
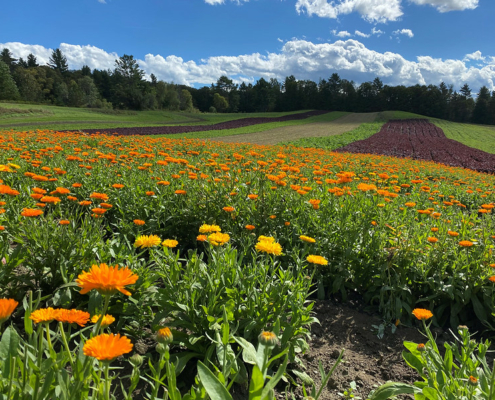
48, 48, 69, 74
0, 61, 20, 100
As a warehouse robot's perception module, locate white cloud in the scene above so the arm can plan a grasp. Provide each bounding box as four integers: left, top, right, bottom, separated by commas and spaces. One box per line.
463, 50, 484, 62
2, 40, 495, 92
97, 0, 106, 4
371, 27, 384, 37
277, 38, 284, 43
355, 30, 371, 38
409, 0, 478, 12
332, 30, 352, 38
392, 29, 414, 38
204, 0, 248, 4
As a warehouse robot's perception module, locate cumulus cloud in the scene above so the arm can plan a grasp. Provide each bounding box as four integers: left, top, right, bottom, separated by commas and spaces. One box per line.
296, 0, 403, 23
355, 30, 370, 38
409, 0, 478, 12
204, 0, 248, 4
331, 30, 352, 38
97, 0, 106, 4
463, 50, 484, 62
392, 29, 414, 38
371, 27, 384, 37
2, 40, 494, 91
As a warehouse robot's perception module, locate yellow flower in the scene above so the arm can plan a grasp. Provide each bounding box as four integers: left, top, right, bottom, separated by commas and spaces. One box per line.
207, 232, 230, 246
30, 308, 60, 324
307, 255, 328, 265
157, 327, 173, 344
134, 235, 162, 248
257, 236, 275, 243
91, 314, 116, 328
300, 235, 316, 243
255, 240, 282, 255
162, 239, 178, 248
198, 224, 221, 233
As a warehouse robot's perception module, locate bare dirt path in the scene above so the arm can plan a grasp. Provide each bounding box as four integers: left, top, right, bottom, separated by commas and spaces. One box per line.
210, 112, 379, 145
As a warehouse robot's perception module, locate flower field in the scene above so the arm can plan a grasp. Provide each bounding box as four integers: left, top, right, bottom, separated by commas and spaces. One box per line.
336, 119, 495, 173
1, 127, 495, 398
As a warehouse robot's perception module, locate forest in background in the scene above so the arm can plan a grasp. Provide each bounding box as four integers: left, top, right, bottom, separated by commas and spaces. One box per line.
1, 47, 495, 126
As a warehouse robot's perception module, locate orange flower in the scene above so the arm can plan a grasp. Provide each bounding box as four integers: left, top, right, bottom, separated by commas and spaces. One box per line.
146, 191, 155, 196
0, 299, 18, 324
90, 192, 109, 201
83, 333, 133, 361
448, 231, 459, 237
67, 196, 78, 201
92, 208, 107, 215
412, 308, 433, 321
21, 208, 43, 217
55, 309, 91, 327
157, 181, 170, 186
133, 219, 145, 226
223, 206, 235, 212
427, 237, 438, 243
79, 201, 92, 206
157, 327, 173, 344
459, 240, 474, 247
100, 203, 113, 209
76, 263, 139, 296
245, 225, 255, 231
405, 202, 416, 207
112, 184, 124, 189
175, 190, 186, 195
91, 314, 115, 328
30, 307, 60, 324
207, 232, 230, 246
0, 226, 4, 231
284, 222, 291, 226
431, 227, 439, 232
40, 196, 61, 204
248, 194, 258, 200
197, 234, 208, 242
59, 220, 70, 225
72, 183, 82, 188
55, 187, 70, 195
489, 276, 495, 283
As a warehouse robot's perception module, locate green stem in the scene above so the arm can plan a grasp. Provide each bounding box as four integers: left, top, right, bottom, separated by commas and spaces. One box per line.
59, 322, 74, 367
32, 325, 44, 400
7, 356, 15, 400
104, 362, 111, 400
93, 295, 111, 336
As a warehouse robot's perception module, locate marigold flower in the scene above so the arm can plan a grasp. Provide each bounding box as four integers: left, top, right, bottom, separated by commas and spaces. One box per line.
76, 263, 139, 296
83, 333, 133, 362
90, 192, 109, 201
258, 236, 275, 243
248, 194, 258, 200
91, 314, 115, 328
162, 239, 178, 248
489, 276, 495, 283
197, 234, 208, 242
157, 327, 173, 344
300, 235, 316, 243
112, 184, 124, 189
255, 240, 282, 255
307, 255, 328, 265
405, 202, 416, 207
79, 201, 92, 206
21, 208, 43, 217
427, 237, 438, 243
55, 309, 90, 327
0, 226, 4, 231
133, 219, 145, 226
417, 343, 426, 352
72, 183, 82, 188
208, 232, 230, 246
55, 187, 70, 195
67, 196, 78, 201
92, 208, 107, 215
245, 225, 255, 230
448, 231, 459, 237
0, 299, 18, 324
30, 307, 60, 324
284, 222, 291, 226
412, 308, 433, 321
199, 224, 221, 233
134, 235, 161, 248
258, 331, 278, 347
32, 187, 47, 195
223, 206, 235, 212
468, 376, 478, 386
100, 203, 113, 209
59, 220, 70, 225
146, 191, 155, 196
175, 190, 186, 195
431, 227, 439, 232
459, 240, 474, 247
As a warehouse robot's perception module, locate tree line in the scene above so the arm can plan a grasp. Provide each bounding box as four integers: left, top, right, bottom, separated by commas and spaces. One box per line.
1, 47, 495, 125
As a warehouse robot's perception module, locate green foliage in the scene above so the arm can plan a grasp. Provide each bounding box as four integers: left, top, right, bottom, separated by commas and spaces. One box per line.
0, 61, 20, 101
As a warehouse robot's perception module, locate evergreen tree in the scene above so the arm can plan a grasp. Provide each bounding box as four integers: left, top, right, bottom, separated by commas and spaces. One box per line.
27, 54, 39, 68
472, 86, 491, 124
48, 48, 69, 74
0, 48, 17, 72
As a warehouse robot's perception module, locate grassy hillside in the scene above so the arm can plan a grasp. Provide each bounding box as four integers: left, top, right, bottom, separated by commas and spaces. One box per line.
0, 102, 310, 131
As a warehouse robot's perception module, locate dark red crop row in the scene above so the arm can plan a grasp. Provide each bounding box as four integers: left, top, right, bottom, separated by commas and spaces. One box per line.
335, 119, 495, 173
82, 110, 328, 136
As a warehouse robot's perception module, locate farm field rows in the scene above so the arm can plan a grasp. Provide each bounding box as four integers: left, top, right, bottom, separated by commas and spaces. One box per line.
210, 112, 378, 145
1, 116, 495, 398
336, 119, 495, 173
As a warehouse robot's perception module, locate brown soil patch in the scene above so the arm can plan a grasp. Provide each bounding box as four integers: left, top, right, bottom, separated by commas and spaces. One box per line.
210, 113, 378, 145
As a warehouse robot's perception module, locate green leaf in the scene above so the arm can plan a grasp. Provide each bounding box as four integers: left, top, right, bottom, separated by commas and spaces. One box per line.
402, 350, 424, 376
368, 382, 421, 400
197, 361, 233, 400
0, 326, 20, 379
422, 387, 440, 400
471, 295, 487, 323
249, 365, 264, 400
234, 336, 258, 366
260, 358, 288, 399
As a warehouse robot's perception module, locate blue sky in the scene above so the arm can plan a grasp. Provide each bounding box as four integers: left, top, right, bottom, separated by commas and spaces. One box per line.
1, 0, 494, 92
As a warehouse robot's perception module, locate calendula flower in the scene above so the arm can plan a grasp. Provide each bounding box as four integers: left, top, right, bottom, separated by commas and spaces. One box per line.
197, 234, 208, 242
55, 309, 90, 327
76, 263, 139, 296
300, 235, 316, 243
21, 208, 43, 217
307, 255, 328, 265
412, 308, 433, 321
146, 191, 155, 196
489, 276, 495, 283
417, 343, 426, 352
112, 184, 124, 189
223, 206, 235, 212
208, 232, 230, 246
248, 194, 258, 200
245, 225, 255, 230
90, 192, 109, 201
258, 331, 278, 347
459, 240, 474, 247
133, 219, 145, 226
255, 240, 282, 255
59, 220, 70, 225
91, 314, 116, 328
157, 327, 173, 344
79, 201, 92, 206
134, 235, 161, 248
427, 237, 438, 243
92, 208, 107, 215
448, 231, 459, 237
257, 236, 275, 243
175, 190, 186, 195
405, 202, 416, 207
0, 299, 18, 324
162, 239, 178, 248
199, 224, 221, 233
83, 333, 133, 362
40, 196, 61, 204
30, 308, 60, 324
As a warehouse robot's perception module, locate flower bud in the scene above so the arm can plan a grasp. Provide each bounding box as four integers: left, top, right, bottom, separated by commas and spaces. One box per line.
155, 343, 167, 354
258, 331, 279, 347
417, 343, 426, 352
468, 376, 478, 386
156, 327, 173, 345
129, 353, 143, 368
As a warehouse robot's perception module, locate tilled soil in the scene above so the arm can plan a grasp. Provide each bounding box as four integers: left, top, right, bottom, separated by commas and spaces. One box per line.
211, 113, 378, 145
